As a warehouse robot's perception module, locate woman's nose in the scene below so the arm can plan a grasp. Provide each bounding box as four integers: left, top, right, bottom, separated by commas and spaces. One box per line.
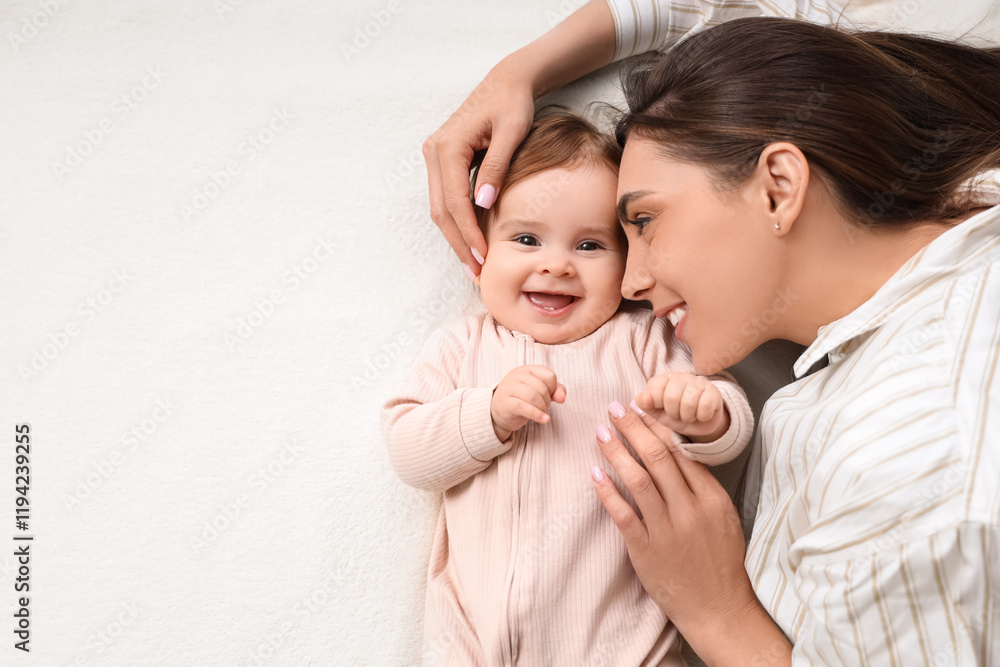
621, 251, 654, 299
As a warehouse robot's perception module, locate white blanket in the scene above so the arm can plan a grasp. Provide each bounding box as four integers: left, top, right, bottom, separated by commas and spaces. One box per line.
1, 0, 996, 664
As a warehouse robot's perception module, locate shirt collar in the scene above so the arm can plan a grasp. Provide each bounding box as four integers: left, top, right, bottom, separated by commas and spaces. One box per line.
793, 204, 1000, 378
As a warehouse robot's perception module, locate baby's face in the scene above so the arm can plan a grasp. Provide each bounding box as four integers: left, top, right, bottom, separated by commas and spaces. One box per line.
476, 165, 626, 344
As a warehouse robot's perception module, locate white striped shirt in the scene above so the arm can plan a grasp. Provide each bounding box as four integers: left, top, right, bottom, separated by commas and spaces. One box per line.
740, 203, 1000, 665
604, 2, 1000, 662
605, 0, 850, 63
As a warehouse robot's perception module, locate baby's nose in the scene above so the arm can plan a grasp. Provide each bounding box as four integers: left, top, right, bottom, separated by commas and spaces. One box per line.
539, 250, 575, 276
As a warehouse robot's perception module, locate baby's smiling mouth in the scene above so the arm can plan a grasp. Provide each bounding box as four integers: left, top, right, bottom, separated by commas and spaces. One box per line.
524, 292, 577, 312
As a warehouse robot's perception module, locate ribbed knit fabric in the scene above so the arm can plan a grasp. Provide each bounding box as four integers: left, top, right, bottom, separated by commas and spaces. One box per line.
382, 309, 753, 666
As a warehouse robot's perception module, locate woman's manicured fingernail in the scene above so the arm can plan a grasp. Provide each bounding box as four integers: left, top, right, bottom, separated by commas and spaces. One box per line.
591, 466, 605, 483
470, 247, 485, 265
629, 400, 645, 416
596, 424, 613, 443
475, 184, 496, 209
608, 401, 626, 419
463, 264, 476, 281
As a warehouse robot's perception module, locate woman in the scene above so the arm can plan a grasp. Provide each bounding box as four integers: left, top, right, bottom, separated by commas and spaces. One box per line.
424, 2, 1000, 665
593, 16, 1000, 663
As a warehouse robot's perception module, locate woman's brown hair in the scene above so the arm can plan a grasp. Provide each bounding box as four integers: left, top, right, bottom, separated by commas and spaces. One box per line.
614, 17, 1000, 230
472, 107, 622, 231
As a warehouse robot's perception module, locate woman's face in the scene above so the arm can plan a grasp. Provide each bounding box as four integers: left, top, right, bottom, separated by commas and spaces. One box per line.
616, 138, 784, 374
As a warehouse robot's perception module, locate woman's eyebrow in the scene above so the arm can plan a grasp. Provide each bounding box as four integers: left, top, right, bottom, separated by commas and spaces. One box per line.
616, 190, 652, 222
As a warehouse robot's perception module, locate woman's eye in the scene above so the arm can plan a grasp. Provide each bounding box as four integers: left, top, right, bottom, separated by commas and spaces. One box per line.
578, 241, 602, 251
513, 234, 539, 246
625, 216, 651, 236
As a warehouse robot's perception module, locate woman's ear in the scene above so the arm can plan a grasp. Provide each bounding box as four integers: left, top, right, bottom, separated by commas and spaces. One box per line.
758, 142, 809, 236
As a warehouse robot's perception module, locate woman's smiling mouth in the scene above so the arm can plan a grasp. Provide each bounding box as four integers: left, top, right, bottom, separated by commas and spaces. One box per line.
655, 302, 690, 340
664, 304, 688, 327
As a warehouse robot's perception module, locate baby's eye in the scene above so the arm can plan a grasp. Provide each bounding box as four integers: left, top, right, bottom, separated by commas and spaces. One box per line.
578, 240, 602, 251
514, 234, 539, 246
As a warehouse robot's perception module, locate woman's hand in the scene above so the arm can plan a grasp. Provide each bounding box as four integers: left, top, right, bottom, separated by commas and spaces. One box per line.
422, 64, 535, 273
422, 0, 617, 276
592, 401, 792, 665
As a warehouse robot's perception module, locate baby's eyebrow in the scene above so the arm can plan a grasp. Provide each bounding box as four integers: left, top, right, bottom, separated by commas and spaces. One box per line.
576, 226, 620, 242
494, 218, 547, 235
616, 190, 652, 222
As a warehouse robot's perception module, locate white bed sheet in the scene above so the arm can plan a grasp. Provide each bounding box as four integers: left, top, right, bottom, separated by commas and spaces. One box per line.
2, 0, 997, 664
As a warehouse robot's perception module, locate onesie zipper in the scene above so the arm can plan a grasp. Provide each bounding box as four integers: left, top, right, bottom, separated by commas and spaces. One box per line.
500, 333, 529, 665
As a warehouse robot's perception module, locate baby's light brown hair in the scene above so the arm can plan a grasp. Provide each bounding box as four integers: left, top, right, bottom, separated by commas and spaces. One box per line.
471, 107, 623, 234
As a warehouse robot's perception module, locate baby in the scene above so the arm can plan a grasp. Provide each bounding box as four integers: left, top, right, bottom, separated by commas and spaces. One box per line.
382, 110, 753, 666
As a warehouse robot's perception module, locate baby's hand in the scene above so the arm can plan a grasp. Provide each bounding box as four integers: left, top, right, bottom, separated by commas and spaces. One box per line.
635, 372, 730, 442
491, 365, 567, 442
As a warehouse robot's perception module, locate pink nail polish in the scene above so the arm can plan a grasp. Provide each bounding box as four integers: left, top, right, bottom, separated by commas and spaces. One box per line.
470, 247, 485, 265
475, 184, 496, 209
463, 264, 476, 281
629, 400, 645, 416
608, 401, 626, 419
596, 424, 613, 443
591, 466, 605, 483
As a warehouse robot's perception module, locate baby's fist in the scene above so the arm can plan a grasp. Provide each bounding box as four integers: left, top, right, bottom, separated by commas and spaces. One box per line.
490, 365, 566, 442
635, 372, 729, 441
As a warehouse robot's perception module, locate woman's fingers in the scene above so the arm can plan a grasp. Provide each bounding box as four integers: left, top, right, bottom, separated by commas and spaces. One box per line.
473, 114, 532, 204
629, 399, 685, 451
441, 142, 488, 261
594, 420, 669, 526
611, 402, 722, 498
591, 465, 650, 551
423, 135, 483, 274
422, 69, 534, 272
607, 402, 691, 497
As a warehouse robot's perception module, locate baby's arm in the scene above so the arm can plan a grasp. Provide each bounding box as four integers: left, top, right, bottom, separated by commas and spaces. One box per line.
381, 318, 512, 493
